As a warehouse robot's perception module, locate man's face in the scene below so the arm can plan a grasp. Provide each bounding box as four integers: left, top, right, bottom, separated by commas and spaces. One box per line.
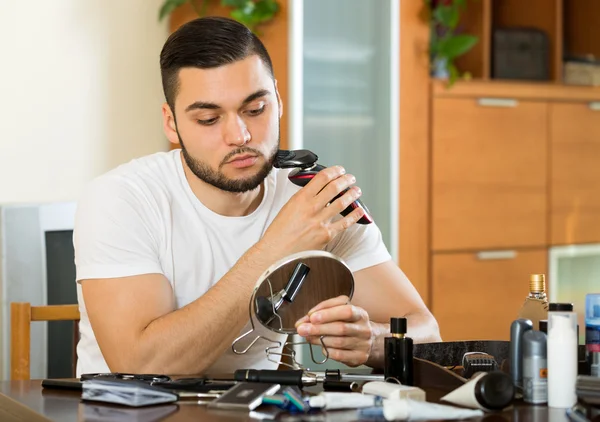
163, 55, 282, 193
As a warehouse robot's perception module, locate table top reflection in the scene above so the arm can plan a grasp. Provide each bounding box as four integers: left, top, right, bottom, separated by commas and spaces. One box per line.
0, 378, 594, 422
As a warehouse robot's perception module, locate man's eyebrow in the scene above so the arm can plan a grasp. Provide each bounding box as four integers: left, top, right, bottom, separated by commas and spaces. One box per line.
242, 89, 270, 105
185, 101, 220, 112
184, 89, 271, 113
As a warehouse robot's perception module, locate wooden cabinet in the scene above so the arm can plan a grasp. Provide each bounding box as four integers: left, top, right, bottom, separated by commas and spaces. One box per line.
432, 97, 548, 252
551, 101, 600, 245
432, 249, 548, 341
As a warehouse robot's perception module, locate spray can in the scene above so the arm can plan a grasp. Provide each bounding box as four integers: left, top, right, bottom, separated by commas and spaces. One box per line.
522, 330, 547, 404
586, 293, 600, 377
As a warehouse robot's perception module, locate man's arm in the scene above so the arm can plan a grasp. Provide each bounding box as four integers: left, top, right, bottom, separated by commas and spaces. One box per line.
352, 260, 441, 368
81, 244, 277, 374
81, 165, 366, 375
296, 260, 441, 369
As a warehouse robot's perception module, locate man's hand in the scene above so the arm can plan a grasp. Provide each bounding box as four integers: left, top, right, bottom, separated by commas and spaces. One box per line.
257, 166, 364, 261
294, 295, 374, 367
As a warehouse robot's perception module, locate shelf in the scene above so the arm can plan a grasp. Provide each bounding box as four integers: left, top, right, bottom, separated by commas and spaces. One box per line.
432, 79, 600, 101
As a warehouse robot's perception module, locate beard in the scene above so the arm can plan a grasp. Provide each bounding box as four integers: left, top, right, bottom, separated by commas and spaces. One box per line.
176, 127, 280, 194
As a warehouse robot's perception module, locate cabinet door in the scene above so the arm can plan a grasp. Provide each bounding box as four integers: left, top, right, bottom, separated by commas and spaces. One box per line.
432, 249, 548, 341
432, 98, 548, 251
551, 102, 600, 245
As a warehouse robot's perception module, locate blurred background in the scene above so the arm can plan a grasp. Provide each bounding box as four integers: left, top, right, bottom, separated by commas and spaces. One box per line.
1, 0, 599, 379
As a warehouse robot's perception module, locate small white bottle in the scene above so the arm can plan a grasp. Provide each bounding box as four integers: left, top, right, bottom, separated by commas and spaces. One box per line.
547, 305, 578, 408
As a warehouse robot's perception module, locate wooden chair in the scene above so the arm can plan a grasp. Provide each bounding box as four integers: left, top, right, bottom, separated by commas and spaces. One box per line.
10, 302, 80, 380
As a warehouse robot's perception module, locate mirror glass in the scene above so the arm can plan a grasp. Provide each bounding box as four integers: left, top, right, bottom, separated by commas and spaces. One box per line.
251, 250, 354, 334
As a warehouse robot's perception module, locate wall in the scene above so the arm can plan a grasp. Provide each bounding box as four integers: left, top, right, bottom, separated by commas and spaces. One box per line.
0, 0, 169, 204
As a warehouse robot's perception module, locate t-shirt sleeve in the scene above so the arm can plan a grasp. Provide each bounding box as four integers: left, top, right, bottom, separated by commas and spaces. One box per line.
325, 220, 393, 273
73, 176, 163, 282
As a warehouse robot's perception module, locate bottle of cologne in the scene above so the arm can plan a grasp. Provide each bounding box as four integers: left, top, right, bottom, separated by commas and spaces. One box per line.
517, 274, 549, 330
384, 317, 413, 385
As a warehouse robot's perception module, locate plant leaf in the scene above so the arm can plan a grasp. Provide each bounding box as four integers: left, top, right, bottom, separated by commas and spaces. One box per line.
433, 5, 459, 29
447, 61, 459, 86
221, 0, 247, 7
158, 0, 189, 21
438, 34, 478, 59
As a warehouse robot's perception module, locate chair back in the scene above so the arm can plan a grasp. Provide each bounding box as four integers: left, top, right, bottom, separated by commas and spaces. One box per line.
10, 302, 80, 380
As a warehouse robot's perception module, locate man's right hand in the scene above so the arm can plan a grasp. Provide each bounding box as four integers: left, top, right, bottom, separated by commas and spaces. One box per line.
258, 165, 365, 259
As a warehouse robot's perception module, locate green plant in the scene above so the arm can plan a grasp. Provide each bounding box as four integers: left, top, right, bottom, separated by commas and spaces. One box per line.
425, 0, 479, 86
159, 0, 279, 34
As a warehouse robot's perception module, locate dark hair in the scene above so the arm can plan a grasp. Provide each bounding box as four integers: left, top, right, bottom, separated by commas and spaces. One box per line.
159, 16, 275, 112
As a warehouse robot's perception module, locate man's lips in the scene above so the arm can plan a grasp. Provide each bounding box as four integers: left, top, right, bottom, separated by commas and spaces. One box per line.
226, 154, 257, 163
225, 154, 259, 169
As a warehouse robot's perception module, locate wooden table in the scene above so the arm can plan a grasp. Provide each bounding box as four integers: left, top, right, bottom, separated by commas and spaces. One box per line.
0, 378, 581, 421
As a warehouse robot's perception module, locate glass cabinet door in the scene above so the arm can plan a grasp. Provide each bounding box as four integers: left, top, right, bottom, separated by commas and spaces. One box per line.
549, 244, 600, 344
290, 0, 398, 257
289, 0, 399, 370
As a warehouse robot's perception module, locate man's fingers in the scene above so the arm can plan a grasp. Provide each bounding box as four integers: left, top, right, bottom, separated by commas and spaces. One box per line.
297, 321, 371, 339
301, 166, 347, 197
309, 304, 365, 324
295, 296, 350, 327
307, 295, 349, 315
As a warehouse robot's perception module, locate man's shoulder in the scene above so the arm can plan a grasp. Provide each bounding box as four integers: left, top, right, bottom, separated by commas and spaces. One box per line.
85, 150, 181, 196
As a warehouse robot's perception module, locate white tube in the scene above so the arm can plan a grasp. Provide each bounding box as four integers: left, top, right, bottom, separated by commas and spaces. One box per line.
382, 399, 484, 421
308, 392, 377, 410
362, 381, 426, 401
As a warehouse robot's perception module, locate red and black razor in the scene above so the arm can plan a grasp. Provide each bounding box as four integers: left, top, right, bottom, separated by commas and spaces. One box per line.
273, 149, 373, 225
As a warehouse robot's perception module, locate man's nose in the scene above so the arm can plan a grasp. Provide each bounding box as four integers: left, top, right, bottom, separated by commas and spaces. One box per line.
223, 115, 251, 147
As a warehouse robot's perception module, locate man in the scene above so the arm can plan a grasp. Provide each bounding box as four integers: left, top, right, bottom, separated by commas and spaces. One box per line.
74, 16, 440, 377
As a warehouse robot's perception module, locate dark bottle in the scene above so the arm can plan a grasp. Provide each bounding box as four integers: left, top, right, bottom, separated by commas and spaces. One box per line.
384, 317, 414, 385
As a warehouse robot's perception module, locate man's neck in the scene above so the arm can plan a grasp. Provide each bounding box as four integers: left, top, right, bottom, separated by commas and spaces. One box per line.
180, 153, 264, 217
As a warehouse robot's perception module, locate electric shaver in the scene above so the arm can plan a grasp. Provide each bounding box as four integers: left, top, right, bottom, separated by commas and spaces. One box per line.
273, 149, 373, 225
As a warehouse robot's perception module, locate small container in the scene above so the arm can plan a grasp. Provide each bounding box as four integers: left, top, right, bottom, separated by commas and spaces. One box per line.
547, 307, 578, 408
384, 317, 413, 386
522, 330, 547, 404
586, 294, 600, 376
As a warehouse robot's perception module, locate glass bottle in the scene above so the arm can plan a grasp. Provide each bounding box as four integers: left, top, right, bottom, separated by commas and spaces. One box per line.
517, 274, 549, 330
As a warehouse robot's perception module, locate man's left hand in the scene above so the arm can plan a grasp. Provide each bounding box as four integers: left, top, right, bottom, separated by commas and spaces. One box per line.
295, 295, 374, 367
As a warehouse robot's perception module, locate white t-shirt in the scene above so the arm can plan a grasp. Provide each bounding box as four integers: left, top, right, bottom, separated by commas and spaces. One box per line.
73, 149, 392, 376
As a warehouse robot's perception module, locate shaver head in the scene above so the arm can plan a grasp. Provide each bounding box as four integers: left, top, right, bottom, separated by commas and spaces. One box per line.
273, 149, 319, 169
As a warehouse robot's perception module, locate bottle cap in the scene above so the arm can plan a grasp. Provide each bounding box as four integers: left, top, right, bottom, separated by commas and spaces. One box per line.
390, 318, 407, 335
474, 371, 515, 411
529, 274, 546, 293
523, 330, 547, 356
549, 303, 573, 312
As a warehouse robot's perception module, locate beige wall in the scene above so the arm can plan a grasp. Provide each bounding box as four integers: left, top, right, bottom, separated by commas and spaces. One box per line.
0, 0, 169, 380
0, 0, 169, 205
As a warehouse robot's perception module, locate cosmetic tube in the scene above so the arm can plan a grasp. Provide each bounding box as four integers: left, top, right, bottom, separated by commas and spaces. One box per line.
547, 308, 578, 408
362, 381, 426, 401
308, 392, 379, 410
440, 371, 514, 411
358, 399, 484, 421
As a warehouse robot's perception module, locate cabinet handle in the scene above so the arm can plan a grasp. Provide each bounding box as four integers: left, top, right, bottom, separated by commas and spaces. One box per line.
477, 98, 518, 108
588, 102, 600, 111
476, 250, 517, 260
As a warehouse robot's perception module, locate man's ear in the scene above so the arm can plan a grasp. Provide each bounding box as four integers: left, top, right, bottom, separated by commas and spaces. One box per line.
274, 79, 283, 119
161, 103, 180, 146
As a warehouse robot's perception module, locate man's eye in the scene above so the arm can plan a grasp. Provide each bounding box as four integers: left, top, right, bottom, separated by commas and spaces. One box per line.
197, 117, 219, 126
246, 105, 266, 116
